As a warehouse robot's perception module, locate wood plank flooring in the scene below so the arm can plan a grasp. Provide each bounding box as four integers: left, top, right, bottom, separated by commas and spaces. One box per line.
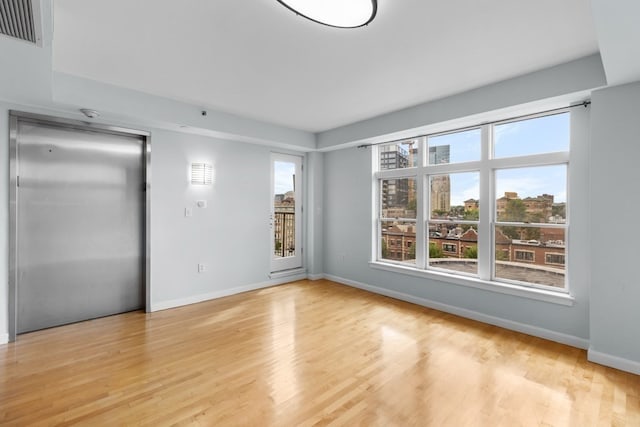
1, 279, 639, 426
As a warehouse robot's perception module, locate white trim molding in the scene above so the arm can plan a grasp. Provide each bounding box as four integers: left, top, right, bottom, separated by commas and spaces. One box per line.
588, 349, 640, 376
151, 273, 308, 312
0, 333, 8, 345
307, 273, 324, 280
325, 273, 589, 350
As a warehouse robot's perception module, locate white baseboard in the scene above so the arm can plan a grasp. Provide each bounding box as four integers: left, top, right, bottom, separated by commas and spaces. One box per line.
150, 273, 308, 312
325, 274, 589, 350
588, 349, 640, 375
308, 273, 324, 280
0, 333, 8, 345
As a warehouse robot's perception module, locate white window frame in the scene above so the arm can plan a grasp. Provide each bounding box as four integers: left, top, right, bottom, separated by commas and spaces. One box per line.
377, 174, 420, 266
371, 109, 574, 306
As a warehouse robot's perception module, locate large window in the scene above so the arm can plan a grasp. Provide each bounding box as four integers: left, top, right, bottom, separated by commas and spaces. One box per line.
375, 111, 570, 292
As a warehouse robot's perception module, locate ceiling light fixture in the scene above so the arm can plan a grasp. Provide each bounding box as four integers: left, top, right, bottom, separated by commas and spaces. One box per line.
276, 0, 377, 29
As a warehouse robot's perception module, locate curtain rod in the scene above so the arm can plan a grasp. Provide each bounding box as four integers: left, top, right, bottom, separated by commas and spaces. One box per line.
357, 101, 590, 149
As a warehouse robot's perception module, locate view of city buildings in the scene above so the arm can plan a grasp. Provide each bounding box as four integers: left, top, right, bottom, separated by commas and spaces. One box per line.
274, 191, 295, 257
379, 143, 566, 288
380, 143, 451, 215
429, 145, 451, 212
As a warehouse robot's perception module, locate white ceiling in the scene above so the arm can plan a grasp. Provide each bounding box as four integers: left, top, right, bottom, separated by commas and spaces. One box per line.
52, 0, 599, 133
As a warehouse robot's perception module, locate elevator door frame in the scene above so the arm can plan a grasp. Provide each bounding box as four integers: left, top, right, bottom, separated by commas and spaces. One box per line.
8, 111, 152, 342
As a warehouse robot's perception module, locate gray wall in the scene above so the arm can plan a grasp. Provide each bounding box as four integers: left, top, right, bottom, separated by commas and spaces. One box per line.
0, 2, 53, 106
589, 82, 640, 368
52, 73, 315, 151
150, 129, 274, 307
305, 151, 324, 277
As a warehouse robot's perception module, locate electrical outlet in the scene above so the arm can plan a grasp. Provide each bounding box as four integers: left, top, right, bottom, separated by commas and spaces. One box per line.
198, 263, 206, 273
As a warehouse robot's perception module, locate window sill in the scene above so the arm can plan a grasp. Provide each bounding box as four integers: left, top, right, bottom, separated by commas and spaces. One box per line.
369, 261, 575, 306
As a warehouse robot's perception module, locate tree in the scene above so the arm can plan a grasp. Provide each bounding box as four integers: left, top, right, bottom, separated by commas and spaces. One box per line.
381, 238, 388, 258
463, 208, 479, 221
451, 205, 465, 216
432, 209, 448, 218
429, 242, 443, 258
500, 199, 541, 241
503, 199, 526, 222
501, 226, 520, 240
495, 249, 509, 261
408, 242, 416, 259
522, 227, 541, 240
526, 212, 544, 224
552, 203, 566, 218
500, 226, 540, 240
463, 246, 478, 259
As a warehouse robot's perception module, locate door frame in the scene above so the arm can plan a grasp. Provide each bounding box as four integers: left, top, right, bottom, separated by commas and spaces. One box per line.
8, 110, 152, 342
270, 152, 303, 273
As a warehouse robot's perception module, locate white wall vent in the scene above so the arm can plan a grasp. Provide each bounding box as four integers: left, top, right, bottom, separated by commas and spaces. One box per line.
0, 0, 40, 44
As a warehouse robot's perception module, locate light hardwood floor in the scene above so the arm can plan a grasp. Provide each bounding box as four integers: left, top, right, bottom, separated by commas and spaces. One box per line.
1, 279, 639, 426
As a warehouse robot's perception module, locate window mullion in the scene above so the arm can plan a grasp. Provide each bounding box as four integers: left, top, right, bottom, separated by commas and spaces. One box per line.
372, 146, 380, 261
477, 124, 492, 281
415, 138, 426, 268
424, 172, 430, 269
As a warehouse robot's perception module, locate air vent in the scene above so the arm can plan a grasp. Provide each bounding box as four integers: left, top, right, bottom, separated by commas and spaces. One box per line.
0, 0, 37, 44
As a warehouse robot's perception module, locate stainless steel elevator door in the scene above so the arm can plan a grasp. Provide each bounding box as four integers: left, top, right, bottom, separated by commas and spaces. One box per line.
16, 120, 145, 334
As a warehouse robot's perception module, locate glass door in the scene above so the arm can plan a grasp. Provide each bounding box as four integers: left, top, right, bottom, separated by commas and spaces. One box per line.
271, 153, 302, 272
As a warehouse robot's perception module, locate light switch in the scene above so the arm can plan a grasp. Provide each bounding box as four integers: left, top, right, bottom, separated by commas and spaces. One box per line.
185, 207, 193, 217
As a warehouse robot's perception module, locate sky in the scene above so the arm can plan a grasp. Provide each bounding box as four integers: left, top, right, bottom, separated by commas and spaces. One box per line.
274, 161, 296, 195
427, 112, 569, 206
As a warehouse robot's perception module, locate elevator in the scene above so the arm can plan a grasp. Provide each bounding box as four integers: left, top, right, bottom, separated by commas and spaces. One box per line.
9, 112, 149, 338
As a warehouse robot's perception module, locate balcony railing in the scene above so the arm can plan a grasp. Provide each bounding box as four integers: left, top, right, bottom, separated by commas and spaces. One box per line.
274, 211, 295, 257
